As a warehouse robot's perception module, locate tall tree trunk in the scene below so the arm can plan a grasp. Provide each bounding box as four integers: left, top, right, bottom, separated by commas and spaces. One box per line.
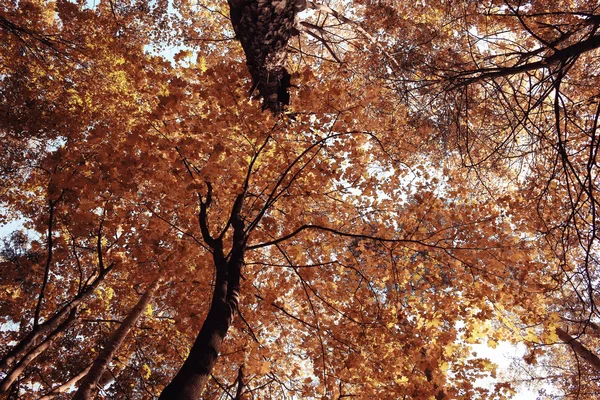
159, 249, 242, 399
556, 327, 600, 371
159, 191, 245, 400
0, 264, 114, 372
234, 366, 245, 400
72, 278, 161, 400
227, 0, 305, 113
0, 309, 77, 395
38, 365, 92, 400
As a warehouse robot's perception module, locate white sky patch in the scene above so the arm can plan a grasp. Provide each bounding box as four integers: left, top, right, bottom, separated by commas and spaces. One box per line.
0, 219, 25, 237
471, 341, 560, 399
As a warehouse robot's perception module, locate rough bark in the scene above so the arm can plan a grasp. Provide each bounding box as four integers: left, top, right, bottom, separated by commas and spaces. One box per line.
159, 191, 245, 400
557, 327, 600, 372
228, 0, 306, 114
0, 309, 77, 395
0, 264, 114, 372
72, 278, 160, 400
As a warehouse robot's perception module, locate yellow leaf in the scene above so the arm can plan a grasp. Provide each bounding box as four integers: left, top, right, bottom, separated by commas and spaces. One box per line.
141, 364, 151, 379
145, 303, 153, 317
440, 361, 449, 372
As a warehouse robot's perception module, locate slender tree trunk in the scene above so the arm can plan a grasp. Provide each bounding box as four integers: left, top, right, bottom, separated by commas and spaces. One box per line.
234, 366, 245, 400
159, 191, 245, 400
72, 278, 160, 400
38, 365, 92, 400
33, 197, 61, 329
0, 309, 77, 395
556, 327, 600, 371
0, 265, 114, 372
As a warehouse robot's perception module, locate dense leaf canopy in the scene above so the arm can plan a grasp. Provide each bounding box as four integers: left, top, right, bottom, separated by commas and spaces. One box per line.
1, 0, 599, 399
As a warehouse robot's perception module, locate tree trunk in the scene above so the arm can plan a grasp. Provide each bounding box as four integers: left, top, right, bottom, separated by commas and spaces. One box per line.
72, 278, 160, 400
38, 364, 92, 400
159, 190, 245, 400
0, 308, 77, 395
556, 327, 600, 371
0, 265, 114, 372
158, 251, 242, 400
234, 366, 244, 400
227, 0, 306, 113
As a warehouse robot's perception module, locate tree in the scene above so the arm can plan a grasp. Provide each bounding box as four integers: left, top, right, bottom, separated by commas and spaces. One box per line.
1, 0, 598, 399
327, 0, 600, 395
227, 0, 306, 113
73, 277, 161, 400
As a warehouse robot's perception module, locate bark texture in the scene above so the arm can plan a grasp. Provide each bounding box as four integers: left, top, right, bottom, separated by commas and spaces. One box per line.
159, 190, 246, 400
228, 0, 306, 114
72, 278, 160, 400
557, 327, 600, 371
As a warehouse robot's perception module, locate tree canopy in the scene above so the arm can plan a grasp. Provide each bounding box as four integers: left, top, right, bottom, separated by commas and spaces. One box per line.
1, 0, 599, 398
